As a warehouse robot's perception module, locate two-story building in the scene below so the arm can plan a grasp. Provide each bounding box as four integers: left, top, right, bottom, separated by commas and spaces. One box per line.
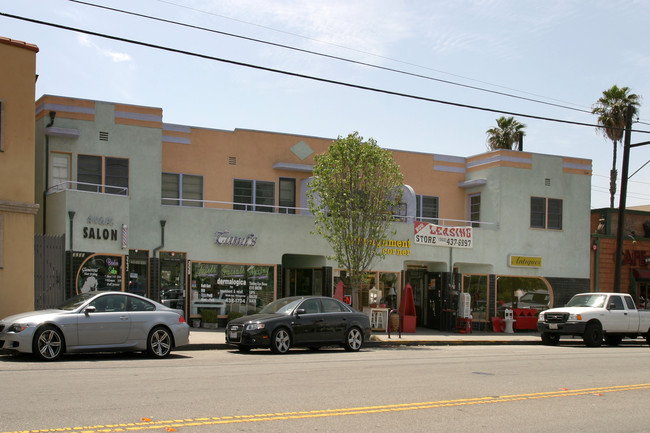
0, 37, 40, 319
32, 94, 592, 330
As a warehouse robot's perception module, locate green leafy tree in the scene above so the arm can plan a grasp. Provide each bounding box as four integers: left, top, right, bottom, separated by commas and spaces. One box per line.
592, 85, 641, 208
307, 132, 404, 308
486, 116, 527, 151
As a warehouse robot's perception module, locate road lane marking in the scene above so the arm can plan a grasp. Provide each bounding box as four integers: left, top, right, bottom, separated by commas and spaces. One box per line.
4, 383, 650, 433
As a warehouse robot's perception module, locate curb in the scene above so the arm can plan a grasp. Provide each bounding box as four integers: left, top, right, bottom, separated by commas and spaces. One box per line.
176, 338, 541, 352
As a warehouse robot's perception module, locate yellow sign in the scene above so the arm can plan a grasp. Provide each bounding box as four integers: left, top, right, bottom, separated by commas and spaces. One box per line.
509, 255, 542, 267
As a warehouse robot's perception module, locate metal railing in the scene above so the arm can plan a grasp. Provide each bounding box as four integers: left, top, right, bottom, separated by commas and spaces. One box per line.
46, 181, 129, 196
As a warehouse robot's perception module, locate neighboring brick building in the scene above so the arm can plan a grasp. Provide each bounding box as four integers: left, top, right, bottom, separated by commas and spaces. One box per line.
591, 208, 650, 305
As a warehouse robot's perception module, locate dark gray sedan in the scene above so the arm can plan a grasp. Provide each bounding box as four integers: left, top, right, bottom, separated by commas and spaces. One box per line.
0, 291, 190, 361
226, 296, 371, 353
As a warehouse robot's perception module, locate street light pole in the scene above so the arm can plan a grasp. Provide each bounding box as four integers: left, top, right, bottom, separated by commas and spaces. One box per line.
613, 109, 634, 292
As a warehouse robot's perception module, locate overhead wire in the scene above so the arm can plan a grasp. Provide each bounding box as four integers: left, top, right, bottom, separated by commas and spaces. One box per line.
148, 0, 650, 127
2, 11, 650, 135
70, 0, 592, 115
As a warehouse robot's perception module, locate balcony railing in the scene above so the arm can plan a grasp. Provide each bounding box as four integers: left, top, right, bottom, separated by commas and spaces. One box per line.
46, 181, 129, 196
161, 197, 499, 229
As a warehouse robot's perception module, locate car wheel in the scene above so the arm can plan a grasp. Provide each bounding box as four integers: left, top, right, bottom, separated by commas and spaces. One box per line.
147, 326, 173, 358
541, 332, 560, 346
33, 326, 64, 361
583, 322, 603, 347
270, 328, 291, 354
605, 335, 622, 346
344, 327, 363, 352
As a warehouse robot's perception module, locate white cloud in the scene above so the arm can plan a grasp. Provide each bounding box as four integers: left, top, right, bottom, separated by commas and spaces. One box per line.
76, 34, 132, 63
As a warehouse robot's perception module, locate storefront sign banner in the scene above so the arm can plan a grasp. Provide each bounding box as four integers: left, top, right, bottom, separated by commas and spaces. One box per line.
413, 221, 473, 248
509, 255, 542, 267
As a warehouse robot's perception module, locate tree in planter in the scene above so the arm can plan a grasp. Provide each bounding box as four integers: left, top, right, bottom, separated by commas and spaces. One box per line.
307, 132, 404, 309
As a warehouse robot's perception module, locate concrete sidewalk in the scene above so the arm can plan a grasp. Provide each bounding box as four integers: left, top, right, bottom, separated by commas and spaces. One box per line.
180, 327, 542, 351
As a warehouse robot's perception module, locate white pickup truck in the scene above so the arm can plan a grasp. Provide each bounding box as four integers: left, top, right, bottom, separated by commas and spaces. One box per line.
536, 292, 650, 347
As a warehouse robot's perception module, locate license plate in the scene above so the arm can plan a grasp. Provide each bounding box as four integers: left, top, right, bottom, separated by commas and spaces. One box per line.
229, 331, 238, 339
549, 323, 558, 330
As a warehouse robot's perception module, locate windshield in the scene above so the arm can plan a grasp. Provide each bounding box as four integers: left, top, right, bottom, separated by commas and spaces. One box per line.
566, 294, 606, 308
57, 293, 96, 310
258, 297, 303, 315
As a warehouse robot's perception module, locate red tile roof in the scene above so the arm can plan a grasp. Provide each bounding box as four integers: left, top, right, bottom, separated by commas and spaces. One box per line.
0, 36, 39, 52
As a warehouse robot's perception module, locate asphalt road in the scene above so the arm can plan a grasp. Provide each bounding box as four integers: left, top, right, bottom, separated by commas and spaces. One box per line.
1, 342, 649, 433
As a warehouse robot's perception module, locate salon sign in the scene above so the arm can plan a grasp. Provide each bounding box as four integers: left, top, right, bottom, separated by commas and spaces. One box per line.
414, 221, 473, 249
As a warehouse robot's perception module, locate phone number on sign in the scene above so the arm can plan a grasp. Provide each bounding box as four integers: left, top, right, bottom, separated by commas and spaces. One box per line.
415, 235, 472, 248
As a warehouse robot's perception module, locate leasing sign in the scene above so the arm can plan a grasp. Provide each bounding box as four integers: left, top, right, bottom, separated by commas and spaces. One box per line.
414, 221, 473, 248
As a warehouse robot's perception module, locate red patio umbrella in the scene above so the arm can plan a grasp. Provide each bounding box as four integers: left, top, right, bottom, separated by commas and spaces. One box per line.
334, 280, 345, 301
399, 283, 417, 333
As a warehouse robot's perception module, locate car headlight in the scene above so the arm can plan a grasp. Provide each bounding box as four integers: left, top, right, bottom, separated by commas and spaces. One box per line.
245, 323, 265, 331
7, 323, 29, 333
537, 313, 545, 322
568, 313, 582, 321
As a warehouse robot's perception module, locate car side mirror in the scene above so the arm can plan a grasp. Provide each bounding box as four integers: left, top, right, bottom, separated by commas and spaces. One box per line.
607, 302, 616, 310
84, 305, 96, 315
295, 308, 306, 316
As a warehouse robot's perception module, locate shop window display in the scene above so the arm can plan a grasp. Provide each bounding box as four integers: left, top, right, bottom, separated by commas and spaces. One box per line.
191, 262, 275, 324
463, 274, 488, 322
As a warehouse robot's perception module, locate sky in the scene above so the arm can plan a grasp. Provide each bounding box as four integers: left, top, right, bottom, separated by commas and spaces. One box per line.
2, 0, 650, 209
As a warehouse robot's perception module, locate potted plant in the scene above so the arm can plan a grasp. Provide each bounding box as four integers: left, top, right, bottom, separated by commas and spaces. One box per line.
200, 309, 219, 329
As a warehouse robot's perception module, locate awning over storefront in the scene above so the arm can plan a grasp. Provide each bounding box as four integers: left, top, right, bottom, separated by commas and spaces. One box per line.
632, 268, 650, 281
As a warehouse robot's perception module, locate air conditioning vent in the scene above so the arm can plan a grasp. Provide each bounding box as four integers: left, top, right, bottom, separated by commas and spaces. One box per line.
99, 131, 109, 141
229, 156, 237, 165
545, 178, 551, 187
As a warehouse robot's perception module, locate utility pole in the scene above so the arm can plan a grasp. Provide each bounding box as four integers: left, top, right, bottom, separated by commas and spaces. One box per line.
613, 108, 635, 292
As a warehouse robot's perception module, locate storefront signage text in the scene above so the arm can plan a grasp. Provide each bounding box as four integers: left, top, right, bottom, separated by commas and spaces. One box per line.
413, 221, 473, 248
214, 230, 258, 247
509, 255, 542, 267
380, 239, 411, 256
82, 215, 118, 241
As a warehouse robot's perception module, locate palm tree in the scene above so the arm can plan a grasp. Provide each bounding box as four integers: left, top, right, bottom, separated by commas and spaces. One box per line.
592, 85, 641, 208
486, 116, 527, 151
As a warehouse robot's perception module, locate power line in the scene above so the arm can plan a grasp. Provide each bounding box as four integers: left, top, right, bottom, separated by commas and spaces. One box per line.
150, 0, 650, 126
69, 0, 593, 115
2, 11, 649, 135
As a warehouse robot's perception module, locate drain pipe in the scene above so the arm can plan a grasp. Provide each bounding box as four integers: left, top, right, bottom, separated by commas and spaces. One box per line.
153, 220, 166, 258
43, 111, 56, 233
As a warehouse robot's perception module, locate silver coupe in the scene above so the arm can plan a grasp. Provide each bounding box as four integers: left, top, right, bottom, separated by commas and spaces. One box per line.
0, 291, 190, 361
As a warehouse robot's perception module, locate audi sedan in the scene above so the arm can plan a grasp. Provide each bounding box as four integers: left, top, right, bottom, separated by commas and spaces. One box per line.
0, 291, 190, 361
225, 296, 371, 354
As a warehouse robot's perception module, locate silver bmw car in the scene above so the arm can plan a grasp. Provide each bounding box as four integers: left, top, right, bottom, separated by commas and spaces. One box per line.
0, 291, 190, 361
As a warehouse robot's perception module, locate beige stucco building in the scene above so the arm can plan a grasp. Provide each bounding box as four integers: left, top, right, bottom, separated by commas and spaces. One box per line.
0, 37, 39, 318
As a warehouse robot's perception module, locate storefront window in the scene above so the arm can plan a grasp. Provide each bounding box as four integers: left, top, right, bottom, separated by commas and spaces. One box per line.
127, 250, 148, 297
191, 262, 275, 322
496, 277, 551, 313
463, 274, 487, 322
76, 254, 124, 294
160, 251, 187, 312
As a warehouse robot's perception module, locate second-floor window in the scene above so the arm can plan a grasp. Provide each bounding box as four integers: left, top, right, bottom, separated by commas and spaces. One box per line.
279, 178, 296, 214
162, 173, 203, 207
234, 179, 275, 212
469, 193, 481, 227
416, 195, 439, 223
77, 155, 128, 195
530, 197, 562, 230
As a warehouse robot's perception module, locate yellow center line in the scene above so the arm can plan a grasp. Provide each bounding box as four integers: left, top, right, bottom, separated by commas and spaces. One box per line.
5, 383, 650, 433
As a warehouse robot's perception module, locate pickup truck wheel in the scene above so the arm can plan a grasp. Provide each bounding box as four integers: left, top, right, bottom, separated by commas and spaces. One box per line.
604, 335, 622, 346
583, 322, 603, 347
541, 333, 560, 346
